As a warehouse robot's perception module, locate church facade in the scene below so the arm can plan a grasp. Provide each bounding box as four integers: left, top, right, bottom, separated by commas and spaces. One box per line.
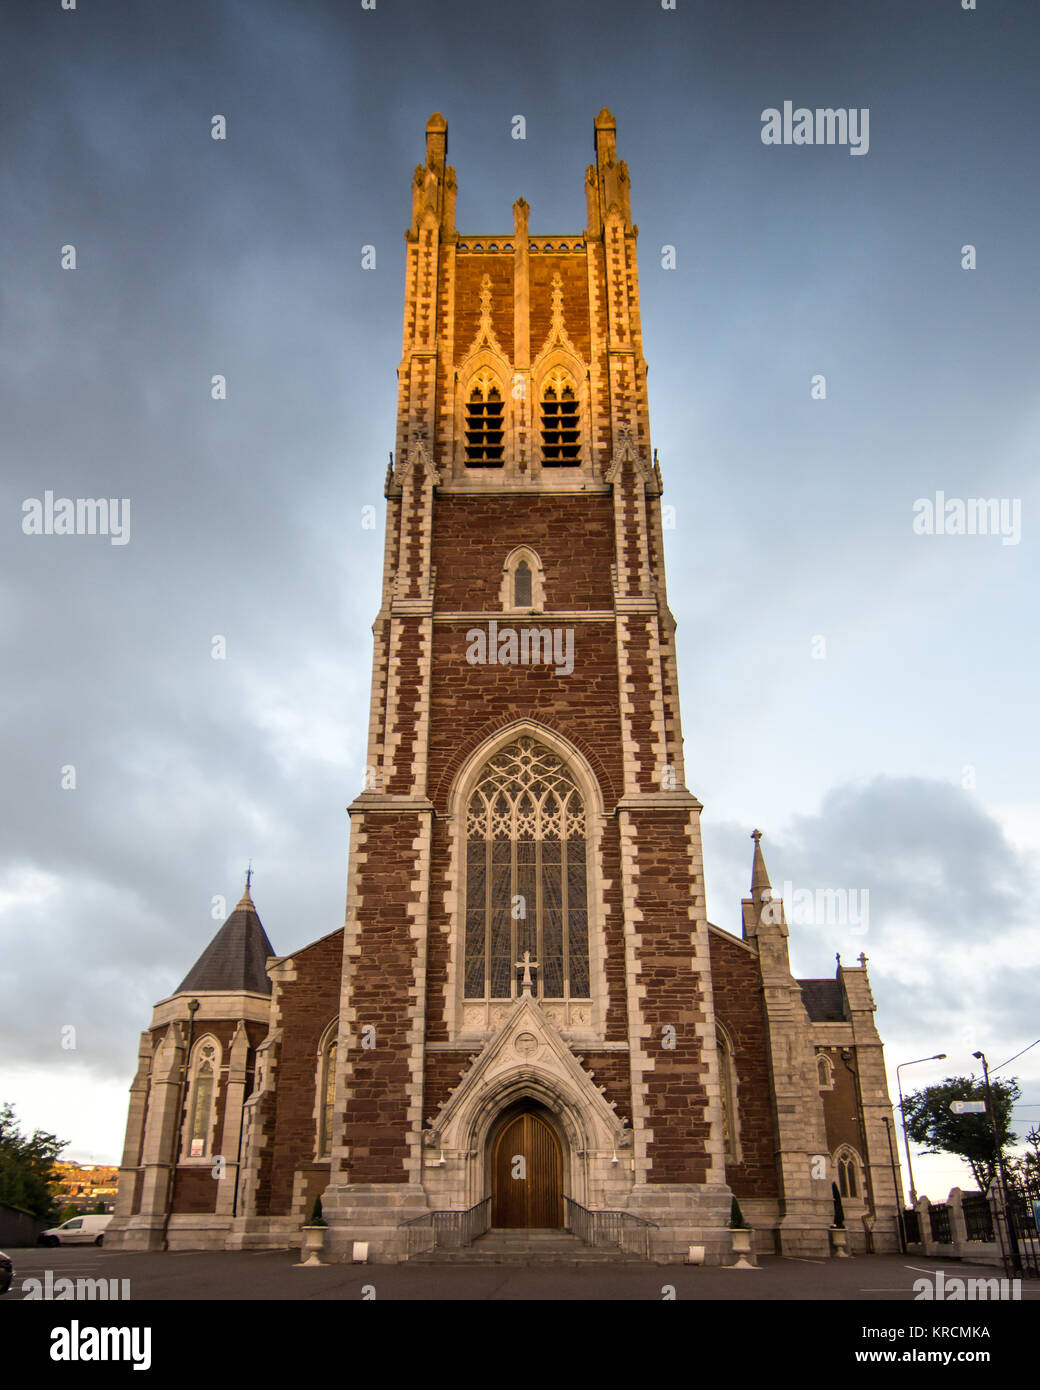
107, 111, 904, 1263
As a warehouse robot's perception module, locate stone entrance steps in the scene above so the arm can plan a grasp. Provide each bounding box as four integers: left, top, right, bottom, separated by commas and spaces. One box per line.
408, 1227, 649, 1264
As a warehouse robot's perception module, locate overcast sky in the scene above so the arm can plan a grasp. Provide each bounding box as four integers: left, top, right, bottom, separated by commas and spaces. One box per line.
2, 0, 1037, 1198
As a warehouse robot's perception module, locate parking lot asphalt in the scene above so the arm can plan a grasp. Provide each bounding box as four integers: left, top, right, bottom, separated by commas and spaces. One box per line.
4, 1247, 1037, 1301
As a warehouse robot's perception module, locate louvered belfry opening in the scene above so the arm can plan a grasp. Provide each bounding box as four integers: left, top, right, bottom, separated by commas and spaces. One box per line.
465, 369, 505, 466
540, 369, 580, 465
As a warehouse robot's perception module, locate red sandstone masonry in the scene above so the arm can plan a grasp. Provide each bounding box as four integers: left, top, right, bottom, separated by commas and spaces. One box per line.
630, 816, 712, 1185
385, 623, 425, 796
426, 628, 624, 799
708, 930, 780, 1200
262, 931, 343, 1216
430, 495, 617, 612
451, 257, 515, 364
341, 815, 424, 1184
529, 256, 591, 359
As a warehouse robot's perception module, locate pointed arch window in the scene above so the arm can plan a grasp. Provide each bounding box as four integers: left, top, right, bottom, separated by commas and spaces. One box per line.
318, 1033, 337, 1158
500, 547, 545, 613
185, 1039, 219, 1158
837, 1147, 861, 1199
465, 369, 505, 466
513, 560, 532, 607
817, 1053, 835, 1090
464, 738, 589, 1001
540, 367, 580, 465
717, 1028, 741, 1163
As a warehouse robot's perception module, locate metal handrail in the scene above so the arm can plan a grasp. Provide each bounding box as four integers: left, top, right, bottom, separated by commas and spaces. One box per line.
400, 1195, 492, 1256
563, 1195, 656, 1259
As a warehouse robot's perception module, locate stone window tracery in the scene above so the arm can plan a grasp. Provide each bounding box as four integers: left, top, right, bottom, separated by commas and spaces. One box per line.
464, 738, 589, 1001
184, 1037, 219, 1159
836, 1147, 861, 1199
318, 1032, 337, 1158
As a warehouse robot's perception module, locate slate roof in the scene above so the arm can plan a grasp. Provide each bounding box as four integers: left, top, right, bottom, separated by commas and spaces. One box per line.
176, 887, 276, 996
799, 978, 846, 1022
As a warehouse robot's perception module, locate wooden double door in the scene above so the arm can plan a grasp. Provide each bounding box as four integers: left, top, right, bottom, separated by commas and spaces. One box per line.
491, 1110, 563, 1228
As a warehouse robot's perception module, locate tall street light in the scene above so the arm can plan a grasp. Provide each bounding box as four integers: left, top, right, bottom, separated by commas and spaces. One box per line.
973, 1050, 1022, 1275
897, 1053, 947, 1206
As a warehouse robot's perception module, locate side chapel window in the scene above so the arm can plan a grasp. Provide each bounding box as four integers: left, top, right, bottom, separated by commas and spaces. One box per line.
717, 1029, 738, 1160
319, 1037, 337, 1158
187, 1041, 217, 1158
464, 738, 589, 1001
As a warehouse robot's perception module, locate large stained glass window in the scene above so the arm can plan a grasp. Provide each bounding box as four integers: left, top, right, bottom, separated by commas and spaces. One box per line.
464, 738, 590, 1001
187, 1042, 216, 1157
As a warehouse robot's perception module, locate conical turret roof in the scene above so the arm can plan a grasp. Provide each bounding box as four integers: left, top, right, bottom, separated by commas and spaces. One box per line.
175, 878, 275, 995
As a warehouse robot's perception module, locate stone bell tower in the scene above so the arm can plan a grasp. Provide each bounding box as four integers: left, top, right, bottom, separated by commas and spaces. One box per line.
320, 109, 734, 1261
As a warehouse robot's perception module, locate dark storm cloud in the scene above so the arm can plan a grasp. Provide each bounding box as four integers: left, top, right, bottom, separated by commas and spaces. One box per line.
702, 776, 1036, 1062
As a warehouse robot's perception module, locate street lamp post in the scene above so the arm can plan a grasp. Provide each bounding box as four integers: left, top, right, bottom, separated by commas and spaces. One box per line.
973, 1050, 1022, 1276
896, 1053, 947, 1206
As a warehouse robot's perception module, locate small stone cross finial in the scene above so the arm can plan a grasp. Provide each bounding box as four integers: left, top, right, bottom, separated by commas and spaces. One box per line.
858, 951, 868, 968
751, 828, 762, 842
516, 950, 538, 995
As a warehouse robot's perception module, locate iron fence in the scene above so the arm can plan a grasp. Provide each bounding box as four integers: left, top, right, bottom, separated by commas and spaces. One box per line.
903, 1208, 921, 1244
962, 1193, 994, 1243
992, 1174, 1040, 1279
928, 1203, 952, 1244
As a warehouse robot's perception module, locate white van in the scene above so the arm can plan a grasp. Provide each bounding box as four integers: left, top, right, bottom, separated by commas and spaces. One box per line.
40, 1214, 112, 1247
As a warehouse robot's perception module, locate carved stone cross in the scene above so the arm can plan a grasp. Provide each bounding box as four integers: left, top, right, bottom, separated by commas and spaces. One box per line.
516, 950, 538, 995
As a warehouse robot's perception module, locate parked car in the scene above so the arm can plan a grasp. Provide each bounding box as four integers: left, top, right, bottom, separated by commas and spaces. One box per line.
38, 1214, 112, 1247
0, 1252, 12, 1294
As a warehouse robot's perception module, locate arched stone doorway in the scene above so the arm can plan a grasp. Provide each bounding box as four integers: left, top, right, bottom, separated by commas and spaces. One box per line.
489, 1103, 564, 1228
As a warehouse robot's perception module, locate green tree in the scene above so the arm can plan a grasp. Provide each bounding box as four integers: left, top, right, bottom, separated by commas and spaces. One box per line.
0, 1102, 68, 1220
902, 1074, 1019, 1191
